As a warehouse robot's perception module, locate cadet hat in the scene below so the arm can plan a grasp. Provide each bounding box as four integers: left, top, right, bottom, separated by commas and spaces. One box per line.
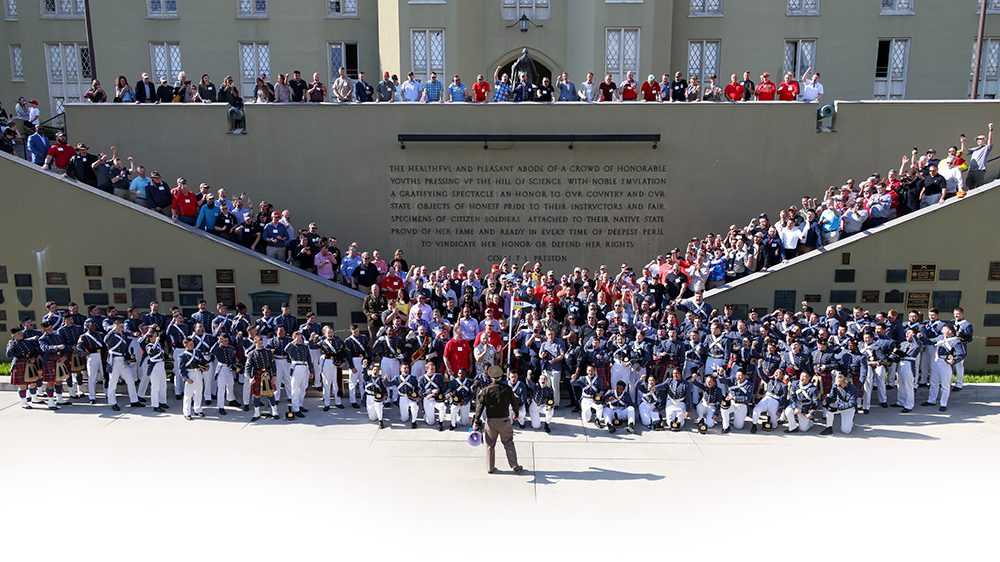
487, 365, 504, 380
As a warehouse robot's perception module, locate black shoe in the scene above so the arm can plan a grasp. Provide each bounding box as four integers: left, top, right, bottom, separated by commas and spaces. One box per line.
939, 406, 948, 412
891, 403, 903, 408
951, 386, 962, 392
646, 424, 654, 431
886, 385, 896, 390
323, 405, 330, 412
921, 401, 934, 407
378, 420, 384, 429
487, 468, 496, 474
626, 423, 636, 434
901, 408, 912, 413
175, 395, 183, 401
722, 427, 731, 434
820, 427, 833, 435
518, 421, 525, 429
89, 399, 97, 405
300, 407, 309, 413
219, 408, 227, 416
596, 420, 606, 429
228, 400, 241, 407
411, 421, 417, 429
608, 426, 616, 434
750, 424, 758, 434
48, 404, 60, 411
251, 416, 260, 422
184, 415, 193, 420
336, 404, 344, 409
160, 403, 169, 409
862, 409, 870, 415
784, 428, 799, 433
351, 403, 360, 409
242, 405, 250, 412
513, 465, 524, 474
449, 425, 456, 431
571, 407, 581, 413
544, 422, 551, 433
439, 422, 445, 432
196, 412, 205, 418
294, 410, 305, 418
918, 383, 929, 388
880, 402, 888, 408
154, 406, 165, 413
130, 402, 145, 408
111, 404, 121, 412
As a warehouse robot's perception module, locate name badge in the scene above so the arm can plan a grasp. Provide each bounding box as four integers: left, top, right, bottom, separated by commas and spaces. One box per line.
457, 346, 464, 352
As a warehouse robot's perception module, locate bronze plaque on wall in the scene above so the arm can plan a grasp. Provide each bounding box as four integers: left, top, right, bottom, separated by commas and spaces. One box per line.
990, 262, 1000, 281
985, 337, 1000, 347
297, 306, 312, 317
216, 269, 235, 284
216, 286, 237, 307
113, 292, 128, 304
861, 290, 880, 304
84, 265, 103, 277
910, 264, 936, 282
260, 270, 279, 284
161, 291, 175, 303
905, 291, 930, 309
297, 294, 312, 305
160, 278, 174, 289
803, 294, 822, 303
45, 272, 68, 285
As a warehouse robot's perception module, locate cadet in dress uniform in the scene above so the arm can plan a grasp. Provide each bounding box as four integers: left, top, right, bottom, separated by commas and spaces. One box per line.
243, 336, 278, 421
446, 368, 475, 430
691, 373, 725, 433
506, 370, 529, 428
178, 338, 210, 420
42, 301, 63, 332
103, 321, 141, 410
951, 307, 973, 391
571, 365, 606, 427
274, 304, 299, 339
344, 324, 370, 408
191, 323, 218, 406
38, 321, 75, 409
144, 328, 169, 412
602, 380, 637, 434
920, 309, 946, 386
419, 361, 447, 430
609, 333, 632, 395
317, 325, 347, 411
76, 319, 106, 403
255, 305, 276, 345
407, 324, 434, 380
166, 313, 191, 400
267, 326, 293, 402
363, 364, 388, 429
894, 329, 921, 412
7, 328, 38, 409
390, 362, 421, 428
924, 325, 965, 412
284, 331, 314, 419
704, 323, 731, 381
822, 373, 858, 435
784, 372, 819, 433
526, 373, 556, 433
859, 331, 890, 413
751, 371, 788, 433
661, 368, 690, 431
210, 333, 239, 415
682, 331, 706, 382
56, 315, 84, 399
637, 374, 664, 430
373, 326, 404, 396
721, 370, 753, 433
297, 313, 323, 388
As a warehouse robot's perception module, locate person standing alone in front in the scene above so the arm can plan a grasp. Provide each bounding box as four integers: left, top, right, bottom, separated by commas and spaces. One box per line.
474, 366, 524, 475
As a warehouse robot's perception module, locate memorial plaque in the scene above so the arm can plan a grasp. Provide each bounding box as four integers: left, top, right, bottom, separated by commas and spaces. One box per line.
841, 252, 851, 265
161, 291, 175, 303
0, 265, 6, 283
297, 294, 312, 305
939, 269, 960, 281
113, 292, 128, 304
216, 269, 235, 284
773, 290, 796, 312
910, 264, 936, 282
861, 290, 880, 304
990, 262, 1000, 281
260, 270, 279, 284
131, 288, 157, 309
986, 314, 1000, 327
177, 274, 204, 292
88, 279, 102, 291
179, 293, 204, 307
14, 274, 31, 287
803, 294, 822, 303
84, 264, 103, 277
987, 291, 1000, 304
83, 293, 110, 306
932, 291, 962, 311
298, 306, 312, 317
986, 337, 1000, 347
0, 310, 5, 320
160, 278, 173, 289
112, 277, 126, 289
45, 288, 71, 306
987, 355, 999, 364
216, 287, 237, 307
316, 302, 338, 317
885, 269, 907, 283
906, 291, 931, 310
18, 310, 35, 322
45, 272, 68, 285
834, 269, 855, 283
249, 291, 291, 315
130, 267, 156, 285
829, 290, 857, 304
885, 290, 904, 304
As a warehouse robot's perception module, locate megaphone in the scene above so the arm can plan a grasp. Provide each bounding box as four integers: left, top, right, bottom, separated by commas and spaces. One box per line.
468, 429, 482, 447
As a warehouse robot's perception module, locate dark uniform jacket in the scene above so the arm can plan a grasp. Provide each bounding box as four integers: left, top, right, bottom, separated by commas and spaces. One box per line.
474, 380, 520, 419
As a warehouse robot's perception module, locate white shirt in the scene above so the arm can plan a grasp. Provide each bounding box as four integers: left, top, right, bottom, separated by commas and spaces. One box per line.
400, 80, 423, 102
578, 81, 596, 102
938, 163, 964, 194
777, 223, 806, 250
801, 78, 824, 102
27, 106, 40, 126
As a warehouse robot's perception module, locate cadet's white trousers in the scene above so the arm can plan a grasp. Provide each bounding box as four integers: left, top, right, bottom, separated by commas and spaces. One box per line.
639, 401, 661, 426
721, 403, 747, 430
580, 396, 603, 423
529, 402, 554, 428
824, 408, 855, 434
783, 406, 813, 432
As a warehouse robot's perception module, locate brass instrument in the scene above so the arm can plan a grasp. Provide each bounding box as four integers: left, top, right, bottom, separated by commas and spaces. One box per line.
259, 370, 275, 398
24, 361, 40, 384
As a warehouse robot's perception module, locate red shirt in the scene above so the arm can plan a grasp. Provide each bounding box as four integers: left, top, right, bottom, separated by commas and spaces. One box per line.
755, 80, 777, 101
724, 83, 745, 101
620, 80, 638, 101
171, 188, 198, 218
474, 330, 502, 349
47, 143, 73, 169
472, 81, 490, 103
381, 275, 403, 294
443, 338, 471, 374
777, 81, 799, 101
640, 81, 660, 101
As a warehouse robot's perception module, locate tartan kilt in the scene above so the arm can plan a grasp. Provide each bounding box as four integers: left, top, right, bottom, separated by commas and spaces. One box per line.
596, 364, 611, 387
250, 369, 274, 397
41, 358, 58, 383
10, 360, 27, 385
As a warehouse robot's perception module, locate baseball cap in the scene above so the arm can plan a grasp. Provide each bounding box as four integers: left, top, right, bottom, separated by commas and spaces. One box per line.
271, 211, 281, 218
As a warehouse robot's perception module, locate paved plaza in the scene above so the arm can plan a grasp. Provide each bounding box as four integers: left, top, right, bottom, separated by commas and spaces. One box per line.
2, 385, 997, 557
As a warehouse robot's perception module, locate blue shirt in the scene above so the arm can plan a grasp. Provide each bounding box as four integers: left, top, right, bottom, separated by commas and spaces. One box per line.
557, 81, 577, 101
424, 80, 443, 102
494, 82, 512, 102
447, 83, 467, 102
130, 176, 152, 198
341, 253, 362, 278
195, 203, 221, 230
262, 223, 287, 248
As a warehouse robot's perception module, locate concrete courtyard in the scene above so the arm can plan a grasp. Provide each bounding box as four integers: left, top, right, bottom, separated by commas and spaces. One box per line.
2, 384, 997, 557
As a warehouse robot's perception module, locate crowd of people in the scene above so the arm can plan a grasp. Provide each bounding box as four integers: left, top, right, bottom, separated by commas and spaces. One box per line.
5, 279, 973, 436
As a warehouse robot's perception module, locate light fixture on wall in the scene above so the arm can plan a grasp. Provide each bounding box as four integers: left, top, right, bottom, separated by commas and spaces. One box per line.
508, 13, 542, 33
